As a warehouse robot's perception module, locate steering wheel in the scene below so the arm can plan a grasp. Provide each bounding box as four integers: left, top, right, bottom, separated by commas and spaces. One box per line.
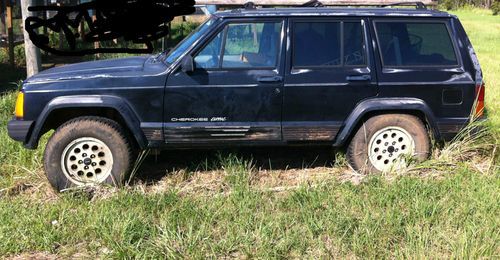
409, 33, 423, 53
382, 34, 398, 58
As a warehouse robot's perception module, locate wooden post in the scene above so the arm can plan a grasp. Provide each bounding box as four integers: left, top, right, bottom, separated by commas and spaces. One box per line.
1, 0, 6, 35
92, 14, 100, 59
6, 0, 14, 66
252, 23, 258, 47
43, 0, 48, 35
162, 22, 169, 52
57, 2, 63, 50
180, 16, 186, 39
165, 22, 172, 50
21, 0, 42, 77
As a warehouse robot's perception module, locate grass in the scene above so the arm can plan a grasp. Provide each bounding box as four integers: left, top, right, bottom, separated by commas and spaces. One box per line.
0, 172, 498, 258
451, 9, 500, 133
0, 8, 498, 258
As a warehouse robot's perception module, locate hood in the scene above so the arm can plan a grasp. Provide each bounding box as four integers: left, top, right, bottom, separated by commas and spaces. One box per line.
26, 56, 150, 83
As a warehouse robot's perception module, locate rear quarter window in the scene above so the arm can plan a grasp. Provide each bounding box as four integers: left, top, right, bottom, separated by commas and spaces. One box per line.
375, 21, 458, 67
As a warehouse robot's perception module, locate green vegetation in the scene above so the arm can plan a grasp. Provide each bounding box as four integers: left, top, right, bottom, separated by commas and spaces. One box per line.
0, 9, 498, 258
452, 8, 500, 134
0, 45, 26, 67
73, 22, 200, 61
440, 0, 497, 14
493, 1, 500, 15
0, 171, 498, 258
0, 22, 198, 65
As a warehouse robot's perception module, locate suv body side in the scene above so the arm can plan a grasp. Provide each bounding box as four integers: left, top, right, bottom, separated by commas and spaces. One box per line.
8, 9, 482, 151
157, 14, 479, 148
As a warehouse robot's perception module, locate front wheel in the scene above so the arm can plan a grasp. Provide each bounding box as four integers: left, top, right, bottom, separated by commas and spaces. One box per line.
44, 117, 134, 192
347, 114, 431, 174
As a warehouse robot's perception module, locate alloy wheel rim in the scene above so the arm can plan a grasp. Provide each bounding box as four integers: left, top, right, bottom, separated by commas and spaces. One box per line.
368, 126, 415, 172
61, 137, 114, 185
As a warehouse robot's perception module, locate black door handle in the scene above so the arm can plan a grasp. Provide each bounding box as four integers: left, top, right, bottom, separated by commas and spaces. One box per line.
346, 75, 371, 81
258, 76, 283, 83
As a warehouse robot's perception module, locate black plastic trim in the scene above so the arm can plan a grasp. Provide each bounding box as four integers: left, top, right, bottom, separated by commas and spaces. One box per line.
25, 95, 147, 149
7, 119, 34, 144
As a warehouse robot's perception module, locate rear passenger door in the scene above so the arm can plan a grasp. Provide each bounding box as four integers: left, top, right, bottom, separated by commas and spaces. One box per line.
283, 18, 378, 142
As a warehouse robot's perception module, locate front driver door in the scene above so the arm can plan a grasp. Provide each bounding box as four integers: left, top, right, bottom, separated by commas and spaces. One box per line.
164, 19, 285, 145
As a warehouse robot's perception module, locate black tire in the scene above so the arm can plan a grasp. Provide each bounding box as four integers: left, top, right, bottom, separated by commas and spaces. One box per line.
347, 114, 431, 174
43, 116, 134, 192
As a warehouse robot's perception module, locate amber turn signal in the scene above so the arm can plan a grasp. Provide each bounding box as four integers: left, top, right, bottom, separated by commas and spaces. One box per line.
474, 82, 485, 119
15, 92, 24, 119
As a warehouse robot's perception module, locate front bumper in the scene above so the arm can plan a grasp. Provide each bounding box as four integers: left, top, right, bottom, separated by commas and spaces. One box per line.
7, 119, 34, 143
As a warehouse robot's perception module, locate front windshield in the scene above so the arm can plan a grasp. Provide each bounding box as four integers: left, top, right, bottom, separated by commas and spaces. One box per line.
163, 17, 218, 64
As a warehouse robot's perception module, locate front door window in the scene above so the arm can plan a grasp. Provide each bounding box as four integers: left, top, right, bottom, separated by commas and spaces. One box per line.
195, 22, 282, 69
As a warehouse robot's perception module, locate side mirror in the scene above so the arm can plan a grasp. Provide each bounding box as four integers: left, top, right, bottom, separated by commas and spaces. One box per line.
181, 55, 195, 73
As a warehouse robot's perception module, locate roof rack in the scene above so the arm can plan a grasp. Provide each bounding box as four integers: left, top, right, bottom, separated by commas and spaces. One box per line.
380, 2, 427, 9
237, 1, 429, 10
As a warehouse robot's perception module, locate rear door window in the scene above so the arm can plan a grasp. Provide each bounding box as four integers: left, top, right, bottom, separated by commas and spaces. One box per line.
293, 22, 341, 67
375, 21, 458, 67
344, 22, 366, 66
292, 20, 366, 67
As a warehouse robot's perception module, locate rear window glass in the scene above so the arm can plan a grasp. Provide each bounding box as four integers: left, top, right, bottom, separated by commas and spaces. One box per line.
375, 22, 458, 67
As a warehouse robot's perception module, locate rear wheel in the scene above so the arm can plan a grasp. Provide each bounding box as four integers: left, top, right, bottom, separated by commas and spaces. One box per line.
347, 114, 430, 173
44, 117, 134, 192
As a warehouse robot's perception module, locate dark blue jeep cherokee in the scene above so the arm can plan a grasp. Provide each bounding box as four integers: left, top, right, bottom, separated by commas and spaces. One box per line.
7, 5, 485, 191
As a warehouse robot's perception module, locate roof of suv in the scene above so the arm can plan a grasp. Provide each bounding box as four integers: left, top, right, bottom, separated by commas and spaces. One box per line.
214, 7, 454, 18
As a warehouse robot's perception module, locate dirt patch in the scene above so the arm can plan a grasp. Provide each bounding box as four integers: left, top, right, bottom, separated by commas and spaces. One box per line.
7, 252, 58, 260
5, 145, 497, 200
139, 165, 364, 197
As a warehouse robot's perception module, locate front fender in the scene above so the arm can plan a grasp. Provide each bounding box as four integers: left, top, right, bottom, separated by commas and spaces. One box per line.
26, 95, 147, 149
333, 98, 440, 147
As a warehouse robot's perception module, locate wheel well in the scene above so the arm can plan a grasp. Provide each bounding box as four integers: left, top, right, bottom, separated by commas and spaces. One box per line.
39, 107, 139, 148
342, 110, 434, 148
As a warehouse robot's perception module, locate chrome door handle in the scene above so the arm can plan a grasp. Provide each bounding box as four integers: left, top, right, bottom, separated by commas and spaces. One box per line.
346, 75, 371, 81
258, 76, 283, 83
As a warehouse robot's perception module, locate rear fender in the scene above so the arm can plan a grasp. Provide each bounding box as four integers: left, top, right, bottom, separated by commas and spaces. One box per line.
333, 98, 440, 147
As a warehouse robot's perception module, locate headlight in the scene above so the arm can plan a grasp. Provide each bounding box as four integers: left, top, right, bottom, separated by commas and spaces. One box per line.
15, 91, 24, 119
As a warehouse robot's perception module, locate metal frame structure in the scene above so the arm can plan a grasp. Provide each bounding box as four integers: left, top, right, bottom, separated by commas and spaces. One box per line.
195, 0, 436, 7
